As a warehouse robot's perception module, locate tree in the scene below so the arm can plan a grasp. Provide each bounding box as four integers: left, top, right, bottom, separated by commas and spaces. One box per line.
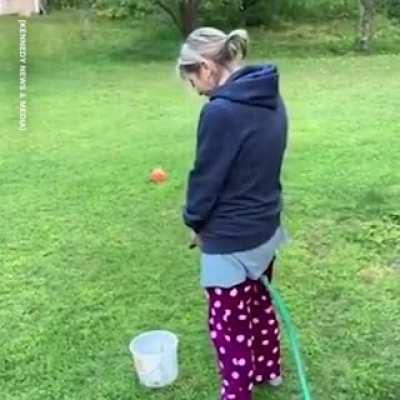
39, 0, 48, 14
358, 0, 377, 52
152, 0, 203, 37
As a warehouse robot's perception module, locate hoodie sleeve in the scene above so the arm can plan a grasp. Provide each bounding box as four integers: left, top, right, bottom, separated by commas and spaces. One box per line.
183, 103, 241, 233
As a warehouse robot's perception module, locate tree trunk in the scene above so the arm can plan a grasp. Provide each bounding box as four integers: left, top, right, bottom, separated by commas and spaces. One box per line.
39, 0, 47, 14
358, 0, 376, 52
180, 0, 201, 37
239, 0, 258, 26
153, 0, 201, 37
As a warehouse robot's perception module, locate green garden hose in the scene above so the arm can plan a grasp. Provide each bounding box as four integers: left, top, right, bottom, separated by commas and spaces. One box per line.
261, 276, 312, 400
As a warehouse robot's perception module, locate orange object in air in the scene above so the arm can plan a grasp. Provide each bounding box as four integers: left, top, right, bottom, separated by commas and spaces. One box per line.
150, 168, 168, 184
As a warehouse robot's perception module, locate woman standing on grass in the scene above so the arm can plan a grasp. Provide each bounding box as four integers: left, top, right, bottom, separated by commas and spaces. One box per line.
177, 27, 289, 400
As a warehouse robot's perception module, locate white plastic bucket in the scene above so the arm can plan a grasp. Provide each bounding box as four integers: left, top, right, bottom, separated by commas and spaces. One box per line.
129, 330, 179, 388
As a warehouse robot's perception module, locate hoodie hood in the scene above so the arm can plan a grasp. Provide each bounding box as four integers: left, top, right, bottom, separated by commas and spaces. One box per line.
210, 64, 279, 109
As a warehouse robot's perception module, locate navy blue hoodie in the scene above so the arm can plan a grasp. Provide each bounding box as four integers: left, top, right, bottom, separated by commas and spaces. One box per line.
184, 64, 288, 254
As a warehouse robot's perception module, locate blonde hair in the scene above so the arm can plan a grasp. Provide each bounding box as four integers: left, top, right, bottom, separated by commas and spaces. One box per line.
177, 27, 249, 79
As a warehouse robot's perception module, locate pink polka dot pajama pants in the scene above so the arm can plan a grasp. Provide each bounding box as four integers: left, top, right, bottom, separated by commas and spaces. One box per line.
206, 273, 282, 400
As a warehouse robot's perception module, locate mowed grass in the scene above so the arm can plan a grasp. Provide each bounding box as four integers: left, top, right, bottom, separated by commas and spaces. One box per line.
1, 10, 400, 400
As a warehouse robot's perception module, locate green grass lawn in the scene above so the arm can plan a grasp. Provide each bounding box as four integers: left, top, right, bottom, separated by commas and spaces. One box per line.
1, 10, 400, 400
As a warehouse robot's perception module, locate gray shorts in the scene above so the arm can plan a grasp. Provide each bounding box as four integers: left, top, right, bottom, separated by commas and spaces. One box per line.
200, 225, 290, 288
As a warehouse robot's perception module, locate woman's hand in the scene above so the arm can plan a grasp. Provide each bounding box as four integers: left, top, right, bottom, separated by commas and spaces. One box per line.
189, 230, 203, 249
